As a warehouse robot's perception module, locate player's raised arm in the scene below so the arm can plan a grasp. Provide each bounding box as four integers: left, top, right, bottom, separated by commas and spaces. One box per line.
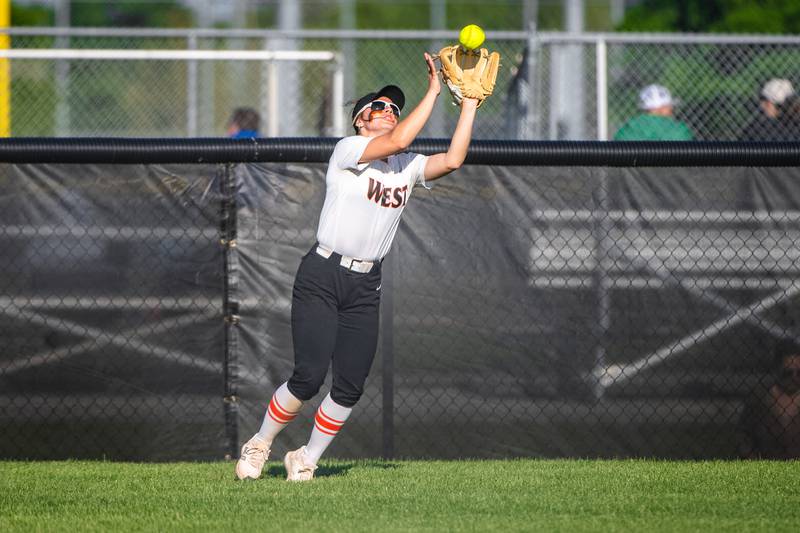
424, 37, 501, 181
423, 97, 478, 181
358, 53, 441, 163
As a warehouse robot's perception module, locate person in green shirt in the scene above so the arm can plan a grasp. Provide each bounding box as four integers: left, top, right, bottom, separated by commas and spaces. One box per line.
614, 84, 694, 141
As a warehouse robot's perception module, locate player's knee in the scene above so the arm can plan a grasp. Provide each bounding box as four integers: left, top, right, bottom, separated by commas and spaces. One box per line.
287, 369, 327, 401
330, 383, 362, 408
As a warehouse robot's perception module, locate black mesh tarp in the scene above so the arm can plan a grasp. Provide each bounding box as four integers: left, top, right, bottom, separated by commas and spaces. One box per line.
0, 164, 227, 460
237, 163, 800, 460
2, 156, 799, 460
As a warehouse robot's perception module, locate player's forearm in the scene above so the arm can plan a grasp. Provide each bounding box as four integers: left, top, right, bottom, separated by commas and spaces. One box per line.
443, 99, 478, 168
389, 89, 439, 148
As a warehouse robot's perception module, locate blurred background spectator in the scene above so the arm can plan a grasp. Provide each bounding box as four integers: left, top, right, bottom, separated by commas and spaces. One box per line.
738, 78, 796, 141
613, 84, 694, 140
780, 93, 800, 138
227, 107, 261, 139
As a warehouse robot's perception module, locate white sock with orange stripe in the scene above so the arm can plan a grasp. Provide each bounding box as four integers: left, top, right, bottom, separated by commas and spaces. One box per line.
304, 393, 352, 465
256, 382, 303, 446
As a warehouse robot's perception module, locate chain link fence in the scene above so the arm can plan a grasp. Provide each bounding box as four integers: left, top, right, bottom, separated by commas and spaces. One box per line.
246, 161, 799, 461
2, 146, 799, 460
0, 163, 227, 460
3, 28, 800, 140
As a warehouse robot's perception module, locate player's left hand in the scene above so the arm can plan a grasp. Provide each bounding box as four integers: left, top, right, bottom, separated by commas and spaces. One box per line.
424, 52, 441, 96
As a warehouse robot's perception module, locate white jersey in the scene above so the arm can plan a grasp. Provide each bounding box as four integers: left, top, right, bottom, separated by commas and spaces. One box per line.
316, 135, 429, 261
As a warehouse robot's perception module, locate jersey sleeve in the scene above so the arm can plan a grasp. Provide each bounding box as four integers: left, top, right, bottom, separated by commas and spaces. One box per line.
406, 153, 430, 189
331, 135, 372, 171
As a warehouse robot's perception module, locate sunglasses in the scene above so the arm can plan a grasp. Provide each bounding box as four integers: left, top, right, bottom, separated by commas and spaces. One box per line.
353, 100, 401, 125
370, 100, 400, 116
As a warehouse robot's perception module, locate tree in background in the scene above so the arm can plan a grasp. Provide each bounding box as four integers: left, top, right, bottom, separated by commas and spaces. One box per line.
11, 1, 629, 32
11, 1, 192, 27
12, 0, 800, 33
618, 0, 800, 34
71, 1, 192, 27
267, 0, 618, 32
11, 2, 52, 25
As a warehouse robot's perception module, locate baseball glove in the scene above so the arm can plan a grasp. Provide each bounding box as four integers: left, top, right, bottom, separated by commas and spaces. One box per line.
438, 45, 501, 108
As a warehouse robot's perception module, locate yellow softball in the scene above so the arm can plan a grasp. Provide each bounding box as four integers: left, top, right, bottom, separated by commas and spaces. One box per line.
459, 24, 485, 51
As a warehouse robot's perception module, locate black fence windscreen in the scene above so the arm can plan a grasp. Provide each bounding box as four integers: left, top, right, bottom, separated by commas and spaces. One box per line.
0, 163, 227, 460
1, 140, 799, 461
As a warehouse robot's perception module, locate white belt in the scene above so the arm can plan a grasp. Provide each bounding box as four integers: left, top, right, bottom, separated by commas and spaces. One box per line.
316, 245, 375, 273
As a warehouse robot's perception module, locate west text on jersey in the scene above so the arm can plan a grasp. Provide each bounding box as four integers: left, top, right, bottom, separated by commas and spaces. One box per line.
366, 178, 409, 208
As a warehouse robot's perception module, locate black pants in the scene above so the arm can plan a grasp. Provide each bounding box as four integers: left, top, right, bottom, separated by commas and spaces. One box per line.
286, 245, 382, 408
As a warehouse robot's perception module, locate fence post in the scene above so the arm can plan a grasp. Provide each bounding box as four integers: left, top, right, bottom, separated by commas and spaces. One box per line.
267, 59, 279, 137
428, 0, 446, 137
591, 168, 611, 399
381, 250, 396, 459
221, 163, 240, 459
596, 38, 608, 141
332, 53, 345, 136
525, 23, 539, 139
53, 21, 70, 136
186, 32, 198, 137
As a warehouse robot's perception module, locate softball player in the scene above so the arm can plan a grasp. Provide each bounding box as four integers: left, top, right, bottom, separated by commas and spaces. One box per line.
236, 53, 479, 481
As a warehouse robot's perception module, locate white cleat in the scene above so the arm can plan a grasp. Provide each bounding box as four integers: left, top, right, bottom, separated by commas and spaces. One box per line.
235, 435, 270, 480
284, 446, 317, 482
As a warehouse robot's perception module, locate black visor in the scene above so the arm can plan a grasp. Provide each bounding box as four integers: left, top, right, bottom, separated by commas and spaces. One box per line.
351, 85, 405, 122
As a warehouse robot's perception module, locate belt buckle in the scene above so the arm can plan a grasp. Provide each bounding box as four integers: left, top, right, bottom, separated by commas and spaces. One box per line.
334, 252, 371, 272
347, 257, 371, 272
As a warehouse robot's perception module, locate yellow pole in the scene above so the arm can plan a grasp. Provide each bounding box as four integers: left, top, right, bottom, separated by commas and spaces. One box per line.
0, 0, 10, 137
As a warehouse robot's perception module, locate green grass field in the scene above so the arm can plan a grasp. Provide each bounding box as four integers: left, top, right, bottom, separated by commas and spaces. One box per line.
1, 459, 798, 532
